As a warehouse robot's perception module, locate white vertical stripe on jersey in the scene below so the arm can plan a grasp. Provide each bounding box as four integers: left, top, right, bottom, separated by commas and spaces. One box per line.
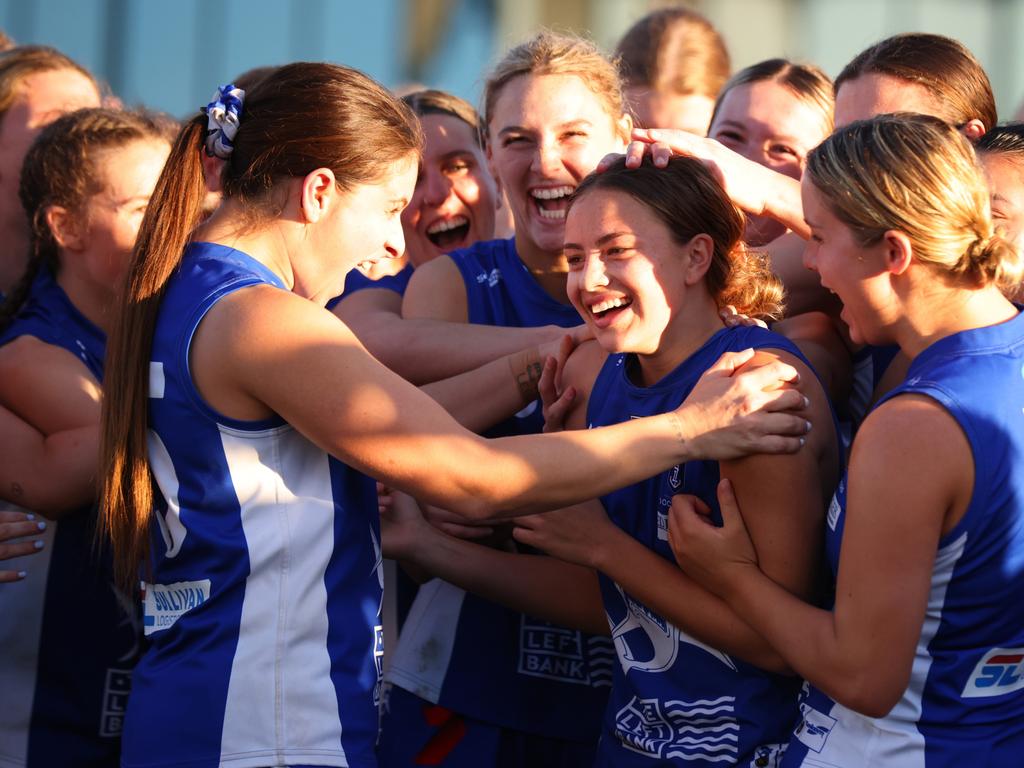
218, 426, 346, 764
798, 531, 968, 767
0, 505, 55, 768
386, 580, 466, 702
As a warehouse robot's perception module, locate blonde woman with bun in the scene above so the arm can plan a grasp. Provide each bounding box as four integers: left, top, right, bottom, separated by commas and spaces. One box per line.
673, 113, 1024, 766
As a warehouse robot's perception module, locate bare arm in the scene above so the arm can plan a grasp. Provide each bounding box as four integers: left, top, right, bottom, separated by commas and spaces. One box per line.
0, 338, 101, 518
193, 286, 811, 520
671, 395, 965, 716
382, 491, 607, 634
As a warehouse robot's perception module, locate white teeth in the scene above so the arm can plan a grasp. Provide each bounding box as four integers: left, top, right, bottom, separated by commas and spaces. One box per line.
590, 296, 631, 314
538, 208, 566, 220
530, 185, 575, 200
426, 216, 469, 234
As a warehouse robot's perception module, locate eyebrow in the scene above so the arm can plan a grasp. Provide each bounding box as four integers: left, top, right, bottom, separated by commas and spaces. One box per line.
497, 119, 593, 137
563, 231, 634, 251
439, 149, 475, 162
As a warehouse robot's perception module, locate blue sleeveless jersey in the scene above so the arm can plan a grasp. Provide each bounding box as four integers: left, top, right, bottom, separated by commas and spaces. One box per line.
386, 238, 613, 744
0, 268, 140, 768
784, 311, 1024, 767
588, 326, 812, 767
123, 242, 380, 768
326, 262, 414, 311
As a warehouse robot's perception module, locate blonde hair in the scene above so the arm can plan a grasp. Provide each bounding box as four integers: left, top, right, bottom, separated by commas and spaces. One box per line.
615, 8, 730, 99
0, 45, 96, 125
807, 113, 1023, 290
573, 155, 784, 321
711, 58, 834, 133
483, 30, 627, 139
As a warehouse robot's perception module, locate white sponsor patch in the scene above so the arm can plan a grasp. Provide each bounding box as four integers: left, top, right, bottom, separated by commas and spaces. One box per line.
962, 646, 1024, 698
149, 361, 165, 399
826, 492, 841, 532
143, 579, 211, 636
793, 702, 836, 753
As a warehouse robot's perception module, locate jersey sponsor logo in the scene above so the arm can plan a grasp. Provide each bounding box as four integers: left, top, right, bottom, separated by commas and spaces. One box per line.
142, 579, 211, 635
99, 668, 132, 737
792, 702, 836, 753
373, 624, 385, 706
475, 268, 501, 287
826, 485, 842, 532
962, 646, 1024, 698
614, 695, 738, 762
610, 583, 735, 676
657, 496, 671, 542
518, 617, 594, 684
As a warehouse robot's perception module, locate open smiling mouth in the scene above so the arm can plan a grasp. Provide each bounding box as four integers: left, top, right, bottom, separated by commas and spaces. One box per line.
531, 185, 575, 220
590, 296, 633, 321
426, 215, 470, 250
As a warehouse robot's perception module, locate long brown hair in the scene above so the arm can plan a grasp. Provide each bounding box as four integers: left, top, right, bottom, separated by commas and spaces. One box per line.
0, 107, 174, 333
572, 155, 784, 320
99, 62, 423, 591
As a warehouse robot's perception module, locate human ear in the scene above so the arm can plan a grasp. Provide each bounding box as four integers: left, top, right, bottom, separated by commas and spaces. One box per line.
299, 167, 337, 224
961, 119, 987, 143
44, 205, 86, 251
683, 233, 714, 284
615, 113, 634, 146
882, 230, 913, 275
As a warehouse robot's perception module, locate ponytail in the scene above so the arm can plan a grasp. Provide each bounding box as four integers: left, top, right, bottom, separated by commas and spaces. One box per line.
99, 115, 207, 593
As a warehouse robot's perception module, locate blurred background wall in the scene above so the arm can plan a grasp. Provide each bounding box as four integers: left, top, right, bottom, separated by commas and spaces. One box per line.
2, 0, 1023, 120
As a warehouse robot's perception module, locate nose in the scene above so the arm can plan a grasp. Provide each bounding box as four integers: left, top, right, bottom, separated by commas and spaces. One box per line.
421, 167, 453, 207
384, 217, 406, 260
581, 253, 608, 290
530, 138, 562, 177
801, 240, 818, 272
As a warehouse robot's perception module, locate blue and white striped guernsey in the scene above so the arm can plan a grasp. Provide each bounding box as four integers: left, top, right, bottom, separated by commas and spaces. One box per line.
784, 310, 1024, 767
587, 326, 824, 767
123, 242, 381, 768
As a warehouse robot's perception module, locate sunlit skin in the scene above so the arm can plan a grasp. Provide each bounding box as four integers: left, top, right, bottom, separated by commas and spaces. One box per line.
979, 152, 1024, 256
710, 80, 831, 245
834, 73, 941, 128
625, 85, 715, 135
487, 73, 630, 288
53, 138, 170, 333
802, 179, 897, 347
0, 68, 100, 289
564, 189, 722, 384
401, 113, 498, 268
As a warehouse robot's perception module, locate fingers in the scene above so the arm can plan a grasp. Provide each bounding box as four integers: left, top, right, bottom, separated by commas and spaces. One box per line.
555, 334, 576, 393
758, 387, 811, 414
542, 386, 575, 433
0, 538, 45, 561
0, 569, 28, 583
538, 357, 559, 409
0, 517, 47, 544
735, 358, 801, 389
704, 348, 756, 377
715, 478, 740, 526
596, 152, 626, 173
624, 141, 646, 168
0, 510, 36, 524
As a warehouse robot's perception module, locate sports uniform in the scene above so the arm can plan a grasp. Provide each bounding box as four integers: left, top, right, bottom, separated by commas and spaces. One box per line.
784, 311, 1024, 767
0, 268, 139, 768
382, 238, 612, 766
587, 325, 816, 767
122, 242, 381, 768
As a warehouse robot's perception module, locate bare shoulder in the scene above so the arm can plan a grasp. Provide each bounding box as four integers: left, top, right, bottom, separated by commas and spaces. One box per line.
0, 335, 101, 433
561, 339, 609, 429
401, 255, 467, 322
332, 287, 403, 324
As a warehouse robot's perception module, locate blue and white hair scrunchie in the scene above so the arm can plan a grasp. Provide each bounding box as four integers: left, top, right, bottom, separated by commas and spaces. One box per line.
202, 83, 245, 159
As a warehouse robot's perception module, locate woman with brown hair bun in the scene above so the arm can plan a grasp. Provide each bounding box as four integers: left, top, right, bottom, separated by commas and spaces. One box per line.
615, 7, 730, 134
98, 62, 811, 768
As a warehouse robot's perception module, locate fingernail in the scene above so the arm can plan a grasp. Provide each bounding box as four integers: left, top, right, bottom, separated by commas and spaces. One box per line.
803, 395, 811, 408
805, 420, 813, 432
799, 437, 806, 447
17, 571, 26, 579
37, 521, 46, 531
25, 514, 35, 521
34, 540, 44, 550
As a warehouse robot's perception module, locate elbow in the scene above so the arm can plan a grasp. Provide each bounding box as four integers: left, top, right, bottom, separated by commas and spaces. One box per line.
830, 673, 906, 719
